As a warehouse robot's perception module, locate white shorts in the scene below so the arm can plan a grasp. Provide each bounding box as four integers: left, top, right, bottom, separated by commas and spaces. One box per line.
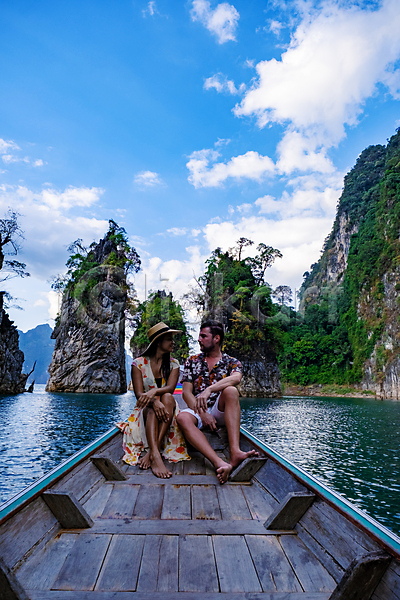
180, 395, 225, 429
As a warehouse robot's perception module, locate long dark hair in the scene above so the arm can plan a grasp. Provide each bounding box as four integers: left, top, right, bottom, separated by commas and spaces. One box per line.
145, 334, 171, 383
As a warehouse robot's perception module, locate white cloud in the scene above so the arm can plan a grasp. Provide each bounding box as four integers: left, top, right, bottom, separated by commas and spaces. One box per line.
167, 227, 187, 236
0, 139, 20, 154
277, 130, 335, 174
187, 148, 275, 188
0, 184, 107, 280
237, 203, 252, 213
33, 159, 44, 167
134, 170, 163, 187
142, 1, 158, 17
234, 0, 400, 171
204, 73, 245, 95
2, 154, 29, 165
191, 0, 240, 44
136, 245, 207, 305
269, 20, 284, 36
41, 186, 103, 210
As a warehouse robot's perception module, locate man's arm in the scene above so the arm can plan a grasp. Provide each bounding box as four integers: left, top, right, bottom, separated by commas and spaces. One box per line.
182, 381, 197, 411
195, 371, 242, 412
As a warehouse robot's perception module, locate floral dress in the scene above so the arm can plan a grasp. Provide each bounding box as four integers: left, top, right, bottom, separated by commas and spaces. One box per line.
117, 356, 190, 465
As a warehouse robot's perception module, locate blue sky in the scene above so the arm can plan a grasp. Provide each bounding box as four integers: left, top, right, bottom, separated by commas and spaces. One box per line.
1, 0, 400, 332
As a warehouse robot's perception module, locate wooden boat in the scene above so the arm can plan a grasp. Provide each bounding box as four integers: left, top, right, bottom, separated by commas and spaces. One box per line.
1, 403, 400, 599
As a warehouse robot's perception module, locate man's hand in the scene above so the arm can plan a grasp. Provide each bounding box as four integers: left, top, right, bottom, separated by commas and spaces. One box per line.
195, 388, 211, 413
153, 399, 170, 423
136, 388, 157, 409
199, 410, 217, 431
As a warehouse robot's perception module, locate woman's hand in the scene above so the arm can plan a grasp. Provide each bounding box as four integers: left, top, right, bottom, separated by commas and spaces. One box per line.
152, 399, 170, 423
136, 388, 158, 408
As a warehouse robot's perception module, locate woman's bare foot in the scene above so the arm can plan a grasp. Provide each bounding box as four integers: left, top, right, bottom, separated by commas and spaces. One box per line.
230, 448, 259, 469
150, 452, 172, 479
215, 459, 232, 484
138, 451, 151, 470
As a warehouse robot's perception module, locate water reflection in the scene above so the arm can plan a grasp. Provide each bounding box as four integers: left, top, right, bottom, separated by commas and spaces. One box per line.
1, 389, 400, 535
240, 396, 400, 534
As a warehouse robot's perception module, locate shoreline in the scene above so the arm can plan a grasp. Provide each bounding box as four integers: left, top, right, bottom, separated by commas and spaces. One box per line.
281, 383, 377, 399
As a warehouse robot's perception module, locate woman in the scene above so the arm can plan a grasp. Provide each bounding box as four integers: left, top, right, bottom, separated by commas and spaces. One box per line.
118, 322, 190, 478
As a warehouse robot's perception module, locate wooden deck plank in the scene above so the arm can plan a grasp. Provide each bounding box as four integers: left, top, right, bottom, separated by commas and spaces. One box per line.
101, 485, 140, 519
132, 485, 165, 520
169, 461, 184, 475
117, 474, 220, 485
242, 482, 278, 522
157, 536, 179, 592
245, 534, 302, 592
191, 485, 221, 520
28, 591, 332, 599
95, 535, 145, 591
179, 535, 219, 592
213, 535, 262, 592
52, 534, 111, 591
82, 485, 113, 519
17, 534, 78, 591
280, 534, 336, 593
84, 518, 286, 535
136, 535, 162, 592
183, 455, 206, 475
216, 485, 251, 520
161, 485, 191, 520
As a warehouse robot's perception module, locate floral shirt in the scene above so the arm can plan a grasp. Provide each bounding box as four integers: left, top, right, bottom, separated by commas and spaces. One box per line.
181, 352, 242, 408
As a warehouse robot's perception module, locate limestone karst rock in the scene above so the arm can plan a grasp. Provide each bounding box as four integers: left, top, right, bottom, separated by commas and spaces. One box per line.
46, 232, 131, 394
0, 292, 28, 394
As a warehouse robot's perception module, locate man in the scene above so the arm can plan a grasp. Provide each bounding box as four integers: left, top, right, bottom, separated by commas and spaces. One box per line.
176, 319, 257, 484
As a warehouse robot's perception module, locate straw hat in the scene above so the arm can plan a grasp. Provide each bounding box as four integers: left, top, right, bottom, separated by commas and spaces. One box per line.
143, 321, 182, 354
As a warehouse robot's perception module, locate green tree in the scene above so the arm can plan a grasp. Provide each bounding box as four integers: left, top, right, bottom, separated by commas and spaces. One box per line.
130, 290, 192, 364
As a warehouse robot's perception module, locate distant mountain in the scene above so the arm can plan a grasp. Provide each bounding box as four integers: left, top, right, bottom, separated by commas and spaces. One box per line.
18, 323, 134, 389
18, 324, 55, 384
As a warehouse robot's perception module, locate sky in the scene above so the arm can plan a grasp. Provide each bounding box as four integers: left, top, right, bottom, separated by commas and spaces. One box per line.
1, 0, 400, 333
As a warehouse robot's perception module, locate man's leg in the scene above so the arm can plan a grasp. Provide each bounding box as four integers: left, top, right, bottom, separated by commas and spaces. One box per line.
176, 411, 232, 484
217, 386, 258, 468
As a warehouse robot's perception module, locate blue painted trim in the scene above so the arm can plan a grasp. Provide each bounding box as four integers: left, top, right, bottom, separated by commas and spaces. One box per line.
241, 426, 400, 556
0, 427, 119, 524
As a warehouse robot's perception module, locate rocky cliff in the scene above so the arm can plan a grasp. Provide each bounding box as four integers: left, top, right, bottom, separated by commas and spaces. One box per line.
46, 231, 130, 394
301, 129, 400, 398
237, 352, 281, 398
0, 292, 28, 394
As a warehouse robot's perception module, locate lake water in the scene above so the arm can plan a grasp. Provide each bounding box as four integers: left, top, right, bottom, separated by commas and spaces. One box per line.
1, 386, 399, 535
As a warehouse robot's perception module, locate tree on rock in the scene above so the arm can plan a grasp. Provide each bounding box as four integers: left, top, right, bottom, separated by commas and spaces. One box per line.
130, 290, 191, 365
46, 221, 141, 394
0, 209, 30, 393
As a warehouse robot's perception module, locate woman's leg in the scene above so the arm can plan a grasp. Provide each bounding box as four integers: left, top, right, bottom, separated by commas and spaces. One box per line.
143, 393, 175, 478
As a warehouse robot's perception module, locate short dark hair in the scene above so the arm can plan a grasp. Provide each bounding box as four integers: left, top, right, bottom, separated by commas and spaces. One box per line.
200, 319, 225, 346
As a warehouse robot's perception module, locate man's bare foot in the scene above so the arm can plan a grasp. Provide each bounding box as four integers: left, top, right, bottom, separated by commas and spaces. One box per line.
230, 449, 259, 469
150, 452, 172, 479
216, 459, 232, 484
138, 451, 151, 470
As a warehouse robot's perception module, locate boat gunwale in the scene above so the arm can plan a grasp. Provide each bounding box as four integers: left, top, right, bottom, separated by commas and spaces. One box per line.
242, 426, 400, 559
0, 426, 120, 526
